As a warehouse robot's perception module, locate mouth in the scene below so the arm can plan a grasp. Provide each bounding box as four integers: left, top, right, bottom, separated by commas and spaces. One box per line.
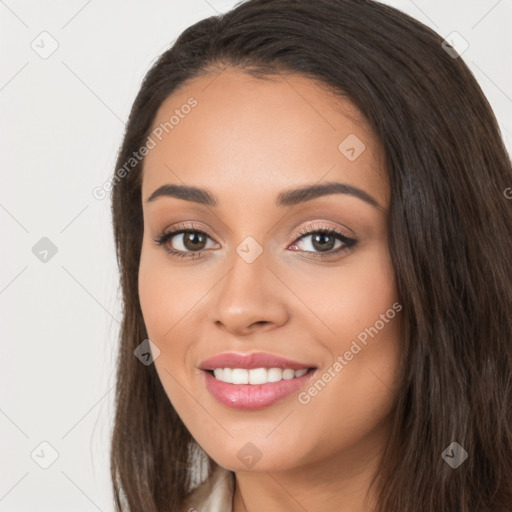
200, 365, 318, 410
198, 352, 318, 409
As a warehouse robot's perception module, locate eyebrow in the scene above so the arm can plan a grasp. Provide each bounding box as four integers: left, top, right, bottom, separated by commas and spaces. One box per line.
145, 181, 382, 209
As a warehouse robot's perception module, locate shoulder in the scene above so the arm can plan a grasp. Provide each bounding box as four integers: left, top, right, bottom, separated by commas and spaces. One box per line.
181, 465, 235, 512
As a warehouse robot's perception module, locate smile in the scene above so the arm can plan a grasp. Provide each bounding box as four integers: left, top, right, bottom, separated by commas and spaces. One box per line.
202, 367, 317, 410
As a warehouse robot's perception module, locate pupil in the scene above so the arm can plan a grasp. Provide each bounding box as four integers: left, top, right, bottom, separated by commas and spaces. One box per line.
185, 232, 205, 250
313, 234, 334, 251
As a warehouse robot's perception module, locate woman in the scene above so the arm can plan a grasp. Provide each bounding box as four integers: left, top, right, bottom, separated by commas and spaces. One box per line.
109, 0, 512, 511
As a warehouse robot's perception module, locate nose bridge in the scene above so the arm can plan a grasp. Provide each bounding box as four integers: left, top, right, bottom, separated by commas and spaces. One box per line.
212, 238, 288, 332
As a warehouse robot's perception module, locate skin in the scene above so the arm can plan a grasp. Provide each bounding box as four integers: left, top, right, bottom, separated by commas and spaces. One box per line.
138, 68, 403, 512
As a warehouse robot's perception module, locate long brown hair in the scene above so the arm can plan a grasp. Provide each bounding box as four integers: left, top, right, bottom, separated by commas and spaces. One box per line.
110, 1, 512, 510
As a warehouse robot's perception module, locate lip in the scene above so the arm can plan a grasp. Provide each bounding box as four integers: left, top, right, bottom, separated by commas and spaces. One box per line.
198, 352, 318, 410
199, 352, 315, 371
202, 368, 317, 410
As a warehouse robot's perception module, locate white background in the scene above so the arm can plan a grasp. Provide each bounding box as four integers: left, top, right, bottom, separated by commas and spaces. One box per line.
1, 0, 511, 510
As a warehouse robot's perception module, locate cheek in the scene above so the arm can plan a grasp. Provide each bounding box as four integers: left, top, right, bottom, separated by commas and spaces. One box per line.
138, 246, 200, 341
290, 244, 402, 431
138, 249, 197, 410
138, 250, 168, 339
291, 242, 399, 343
138, 245, 214, 393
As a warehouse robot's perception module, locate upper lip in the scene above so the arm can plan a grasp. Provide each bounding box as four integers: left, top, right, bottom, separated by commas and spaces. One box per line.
199, 352, 316, 371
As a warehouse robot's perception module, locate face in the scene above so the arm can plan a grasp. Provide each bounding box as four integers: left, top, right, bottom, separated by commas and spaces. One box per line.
138, 68, 402, 474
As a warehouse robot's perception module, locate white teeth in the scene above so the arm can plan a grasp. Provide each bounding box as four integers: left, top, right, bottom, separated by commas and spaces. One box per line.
223, 367, 232, 383
248, 368, 267, 385
231, 368, 249, 385
267, 368, 283, 382
210, 367, 310, 384
282, 369, 295, 380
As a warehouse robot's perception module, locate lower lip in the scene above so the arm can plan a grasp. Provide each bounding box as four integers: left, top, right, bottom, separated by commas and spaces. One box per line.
202, 369, 316, 410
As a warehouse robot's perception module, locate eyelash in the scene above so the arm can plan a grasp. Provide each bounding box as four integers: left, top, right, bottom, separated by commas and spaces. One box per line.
151, 222, 357, 260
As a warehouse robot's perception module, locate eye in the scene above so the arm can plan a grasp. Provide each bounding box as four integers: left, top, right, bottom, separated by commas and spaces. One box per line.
289, 222, 357, 259
151, 222, 219, 259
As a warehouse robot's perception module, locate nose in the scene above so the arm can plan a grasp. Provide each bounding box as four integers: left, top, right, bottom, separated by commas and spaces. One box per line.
212, 248, 289, 336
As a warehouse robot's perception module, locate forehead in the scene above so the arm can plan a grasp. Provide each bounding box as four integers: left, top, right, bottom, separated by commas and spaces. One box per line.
141, 69, 388, 209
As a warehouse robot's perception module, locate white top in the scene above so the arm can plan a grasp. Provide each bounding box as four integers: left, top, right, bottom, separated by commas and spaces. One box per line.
181, 465, 235, 512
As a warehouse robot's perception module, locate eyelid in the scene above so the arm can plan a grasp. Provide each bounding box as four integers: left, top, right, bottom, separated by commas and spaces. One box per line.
156, 220, 354, 242
151, 221, 219, 248
291, 221, 355, 243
